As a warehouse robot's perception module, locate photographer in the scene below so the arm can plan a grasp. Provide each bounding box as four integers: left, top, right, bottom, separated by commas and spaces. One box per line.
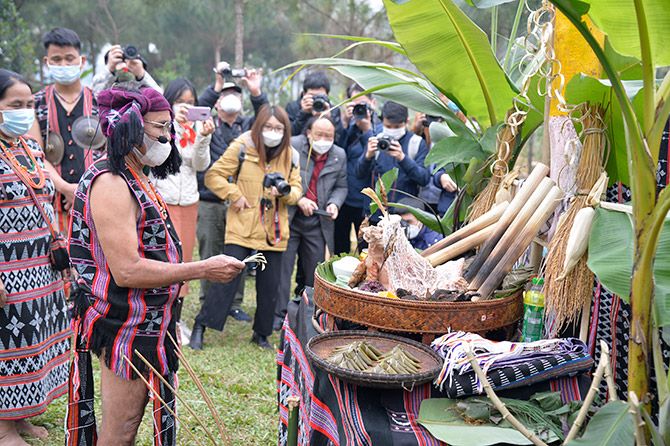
334, 83, 381, 255
356, 101, 430, 214
191, 105, 301, 350
274, 116, 347, 329
92, 44, 162, 95
196, 66, 268, 323
285, 70, 344, 143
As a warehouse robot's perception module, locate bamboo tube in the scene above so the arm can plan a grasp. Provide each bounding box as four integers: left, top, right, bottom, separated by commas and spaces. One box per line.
578, 299, 591, 342
427, 224, 497, 267
465, 163, 550, 281
477, 186, 563, 299
286, 396, 300, 446
421, 201, 509, 258
465, 347, 549, 446
601, 341, 618, 401
469, 177, 556, 291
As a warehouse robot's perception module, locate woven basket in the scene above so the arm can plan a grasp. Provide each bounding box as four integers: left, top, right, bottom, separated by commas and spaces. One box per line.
306, 330, 443, 389
313, 272, 522, 335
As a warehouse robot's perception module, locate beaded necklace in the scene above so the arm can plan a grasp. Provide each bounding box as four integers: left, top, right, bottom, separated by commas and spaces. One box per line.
0, 137, 47, 189
127, 164, 168, 220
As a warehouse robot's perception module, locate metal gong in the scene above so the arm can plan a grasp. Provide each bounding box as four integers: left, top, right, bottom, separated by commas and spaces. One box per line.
72, 115, 105, 150
45, 131, 65, 165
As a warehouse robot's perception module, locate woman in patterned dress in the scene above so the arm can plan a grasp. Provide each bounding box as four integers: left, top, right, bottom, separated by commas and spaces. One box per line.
0, 69, 70, 445
66, 85, 245, 446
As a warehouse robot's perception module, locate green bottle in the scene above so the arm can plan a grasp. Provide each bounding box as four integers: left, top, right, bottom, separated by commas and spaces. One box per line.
521, 277, 545, 342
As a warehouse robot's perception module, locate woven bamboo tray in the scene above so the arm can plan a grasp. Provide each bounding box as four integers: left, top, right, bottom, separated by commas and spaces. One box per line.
313, 272, 522, 336
306, 331, 443, 389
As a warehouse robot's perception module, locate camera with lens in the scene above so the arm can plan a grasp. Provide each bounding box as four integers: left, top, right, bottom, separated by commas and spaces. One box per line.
421, 115, 443, 128
263, 172, 291, 197
352, 103, 370, 120
312, 94, 330, 113
377, 135, 395, 151
219, 67, 247, 82
122, 45, 140, 60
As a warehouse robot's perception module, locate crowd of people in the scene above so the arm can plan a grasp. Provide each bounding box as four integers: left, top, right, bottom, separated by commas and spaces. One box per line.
0, 26, 460, 445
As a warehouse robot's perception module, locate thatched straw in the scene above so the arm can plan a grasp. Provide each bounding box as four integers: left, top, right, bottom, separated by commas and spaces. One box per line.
544, 103, 606, 334
468, 123, 516, 223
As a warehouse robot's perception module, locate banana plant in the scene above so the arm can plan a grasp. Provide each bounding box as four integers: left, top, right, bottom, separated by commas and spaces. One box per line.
546, 0, 670, 441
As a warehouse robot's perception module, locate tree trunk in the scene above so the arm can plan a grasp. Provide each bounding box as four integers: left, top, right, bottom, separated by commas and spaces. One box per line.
234, 0, 244, 68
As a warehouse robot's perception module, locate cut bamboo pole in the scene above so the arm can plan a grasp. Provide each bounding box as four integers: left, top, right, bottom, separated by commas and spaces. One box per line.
427, 224, 497, 267
601, 341, 618, 401
286, 396, 300, 446
469, 177, 556, 291
628, 392, 648, 446
421, 201, 509, 258
465, 163, 550, 282
578, 299, 591, 343
477, 186, 563, 299
465, 346, 549, 446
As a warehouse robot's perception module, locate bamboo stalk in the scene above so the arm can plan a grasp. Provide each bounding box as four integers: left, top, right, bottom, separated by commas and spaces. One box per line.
563, 342, 610, 444
469, 177, 556, 291
286, 396, 300, 446
465, 346, 549, 446
167, 332, 231, 445
601, 341, 618, 402
133, 350, 220, 446
120, 355, 206, 446
477, 186, 563, 299
427, 224, 497, 267
579, 298, 591, 343
421, 201, 509, 258
465, 163, 550, 281
629, 392, 648, 446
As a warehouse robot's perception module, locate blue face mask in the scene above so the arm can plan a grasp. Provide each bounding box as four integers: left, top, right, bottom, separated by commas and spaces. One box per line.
0, 109, 35, 138
48, 63, 81, 85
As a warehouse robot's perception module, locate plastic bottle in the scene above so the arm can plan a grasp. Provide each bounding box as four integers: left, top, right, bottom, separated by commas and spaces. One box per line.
521, 277, 545, 342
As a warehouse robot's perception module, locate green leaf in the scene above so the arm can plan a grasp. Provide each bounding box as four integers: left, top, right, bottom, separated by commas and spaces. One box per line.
471, 0, 516, 7
567, 401, 634, 446
388, 201, 445, 234
418, 399, 547, 446
530, 392, 564, 412
586, 0, 670, 66
426, 136, 488, 171
371, 168, 399, 214
382, 0, 517, 126
302, 33, 407, 55
604, 38, 642, 81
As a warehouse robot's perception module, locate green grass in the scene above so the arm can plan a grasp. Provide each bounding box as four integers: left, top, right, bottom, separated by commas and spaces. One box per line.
27, 277, 279, 445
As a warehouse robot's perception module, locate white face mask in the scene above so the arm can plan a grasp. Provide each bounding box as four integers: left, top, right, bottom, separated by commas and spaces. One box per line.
407, 223, 421, 240
312, 139, 333, 155
218, 94, 242, 114
263, 130, 283, 148
134, 133, 172, 167
383, 126, 406, 140
48, 63, 81, 85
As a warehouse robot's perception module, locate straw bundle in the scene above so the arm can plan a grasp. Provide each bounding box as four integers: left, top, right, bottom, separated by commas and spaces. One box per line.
544, 103, 606, 334
467, 123, 516, 223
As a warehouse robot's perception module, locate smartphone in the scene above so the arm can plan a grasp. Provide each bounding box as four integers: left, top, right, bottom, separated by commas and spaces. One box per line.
312, 209, 333, 217
185, 106, 212, 121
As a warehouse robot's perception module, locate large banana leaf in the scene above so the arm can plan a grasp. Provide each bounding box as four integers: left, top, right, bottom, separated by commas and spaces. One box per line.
383, 0, 517, 127
465, 0, 516, 7
567, 401, 634, 446
587, 207, 670, 327
587, 0, 670, 66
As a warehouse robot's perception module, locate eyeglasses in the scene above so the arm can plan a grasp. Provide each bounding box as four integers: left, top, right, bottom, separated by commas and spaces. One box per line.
262, 124, 285, 133
145, 120, 172, 135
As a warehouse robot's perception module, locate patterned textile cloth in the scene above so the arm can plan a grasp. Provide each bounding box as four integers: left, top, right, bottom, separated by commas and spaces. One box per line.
277, 294, 590, 446
66, 158, 182, 446
0, 137, 70, 419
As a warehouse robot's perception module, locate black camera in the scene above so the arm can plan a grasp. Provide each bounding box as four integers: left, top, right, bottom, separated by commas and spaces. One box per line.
422, 115, 443, 128
312, 94, 330, 113
220, 67, 246, 82
122, 45, 140, 60
377, 135, 395, 151
263, 172, 291, 197
352, 103, 370, 120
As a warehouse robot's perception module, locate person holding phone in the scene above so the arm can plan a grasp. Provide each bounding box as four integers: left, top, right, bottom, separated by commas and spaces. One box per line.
153, 78, 214, 300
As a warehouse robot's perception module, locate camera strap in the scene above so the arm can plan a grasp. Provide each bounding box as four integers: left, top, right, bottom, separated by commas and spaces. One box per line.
259, 197, 281, 246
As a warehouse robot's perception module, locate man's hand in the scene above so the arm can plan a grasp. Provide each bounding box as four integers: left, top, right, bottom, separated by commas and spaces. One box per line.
355, 112, 372, 133
203, 254, 246, 283
297, 197, 318, 217
387, 140, 405, 162
213, 62, 230, 92
440, 173, 458, 192
239, 68, 263, 97
231, 196, 251, 212
200, 118, 215, 136
126, 58, 145, 80
300, 94, 314, 113
326, 203, 339, 220
61, 182, 78, 211
365, 137, 379, 160
0, 279, 7, 308
106, 45, 124, 73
